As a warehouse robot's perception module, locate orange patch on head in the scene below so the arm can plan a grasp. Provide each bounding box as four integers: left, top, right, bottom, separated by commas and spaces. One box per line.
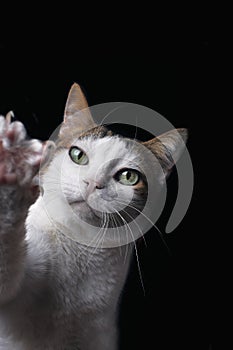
134, 179, 147, 191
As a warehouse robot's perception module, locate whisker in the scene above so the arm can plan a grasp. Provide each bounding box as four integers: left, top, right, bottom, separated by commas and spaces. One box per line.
111, 211, 123, 256
99, 214, 110, 249
115, 199, 170, 254
113, 208, 145, 295
132, 116, 138, 142
114, 212, 129, 262
112, 206, 143, 264
81, 212, 106, 248
83, 227, 106, 268
99, 105, 125, 127
84, 211, 112, 264
120, 207, 147, 248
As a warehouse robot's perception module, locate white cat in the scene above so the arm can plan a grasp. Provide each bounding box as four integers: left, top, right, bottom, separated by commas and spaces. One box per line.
0, 84, 187, 349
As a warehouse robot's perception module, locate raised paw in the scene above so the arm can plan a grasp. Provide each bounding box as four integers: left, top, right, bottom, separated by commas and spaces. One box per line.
0, 113, 55, 192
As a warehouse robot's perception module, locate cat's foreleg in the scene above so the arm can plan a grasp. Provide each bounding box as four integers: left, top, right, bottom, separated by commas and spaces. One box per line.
0, 115, 44, 304
77, 313, 118, 350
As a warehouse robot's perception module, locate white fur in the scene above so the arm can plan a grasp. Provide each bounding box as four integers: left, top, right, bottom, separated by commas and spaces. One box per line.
52, 136, 142, 215
0, 128, 136, 349
0, 116, 185, 349
0, 99, 186, 349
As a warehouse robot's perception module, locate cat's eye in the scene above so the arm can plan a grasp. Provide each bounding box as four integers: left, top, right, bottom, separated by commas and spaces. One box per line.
115, 169, 140, 186
69, 146, 88, 165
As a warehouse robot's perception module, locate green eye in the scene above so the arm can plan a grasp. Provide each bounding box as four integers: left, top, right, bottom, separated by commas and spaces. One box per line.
69, 146, 88, 165
115, 169, 140, 186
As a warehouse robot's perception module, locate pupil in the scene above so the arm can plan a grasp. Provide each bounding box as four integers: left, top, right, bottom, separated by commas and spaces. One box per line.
78, 151, 83, 159
126, 171, 131, 180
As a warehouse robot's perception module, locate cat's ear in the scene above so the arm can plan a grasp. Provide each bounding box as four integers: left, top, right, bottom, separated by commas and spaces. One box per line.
59, 83, 96, 139
142, 128, 188, 176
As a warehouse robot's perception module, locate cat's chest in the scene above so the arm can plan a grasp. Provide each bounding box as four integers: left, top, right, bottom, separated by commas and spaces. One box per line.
52, 241, 127, 313
1, 245, 125, 349
26, 216, 132, 322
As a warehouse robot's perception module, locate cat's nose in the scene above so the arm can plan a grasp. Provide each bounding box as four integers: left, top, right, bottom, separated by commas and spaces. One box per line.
83, 179, 104, 193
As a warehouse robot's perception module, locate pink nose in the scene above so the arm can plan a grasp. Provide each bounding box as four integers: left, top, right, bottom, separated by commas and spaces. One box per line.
83, 179, 104, 196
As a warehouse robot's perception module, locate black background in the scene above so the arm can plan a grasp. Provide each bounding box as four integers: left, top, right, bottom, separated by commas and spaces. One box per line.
0, 13, 214, 350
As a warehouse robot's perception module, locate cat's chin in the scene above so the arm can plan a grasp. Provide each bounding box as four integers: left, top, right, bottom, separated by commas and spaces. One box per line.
70, 200, 102, 226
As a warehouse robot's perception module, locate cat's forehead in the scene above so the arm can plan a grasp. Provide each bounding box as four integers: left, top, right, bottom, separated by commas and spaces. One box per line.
72, 135, 143, 174
76, 135, 131, 158
57, 125, 144, 164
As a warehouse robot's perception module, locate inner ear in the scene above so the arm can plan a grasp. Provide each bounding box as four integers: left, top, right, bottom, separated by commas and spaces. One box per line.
64, 83, 90, 120
59, 83, 97, 140
142, 128, 188, 174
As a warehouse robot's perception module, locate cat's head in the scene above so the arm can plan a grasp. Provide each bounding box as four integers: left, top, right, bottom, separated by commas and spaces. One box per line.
41, 84, 187, 237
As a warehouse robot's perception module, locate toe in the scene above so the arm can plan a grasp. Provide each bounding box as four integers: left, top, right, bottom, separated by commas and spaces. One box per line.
7, 121, 27, 145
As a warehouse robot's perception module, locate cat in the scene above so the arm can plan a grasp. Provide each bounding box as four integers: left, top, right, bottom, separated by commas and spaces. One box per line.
0, 83, 187, 350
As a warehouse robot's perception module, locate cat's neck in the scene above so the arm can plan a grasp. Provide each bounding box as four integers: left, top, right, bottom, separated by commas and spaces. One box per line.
27, 196, 54, 232
27, 196, 132, 252
26, 195, 133, 270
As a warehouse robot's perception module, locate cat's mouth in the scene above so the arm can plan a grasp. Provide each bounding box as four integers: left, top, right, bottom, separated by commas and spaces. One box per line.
69, 199, 102, 223
69, 198, 141, 228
